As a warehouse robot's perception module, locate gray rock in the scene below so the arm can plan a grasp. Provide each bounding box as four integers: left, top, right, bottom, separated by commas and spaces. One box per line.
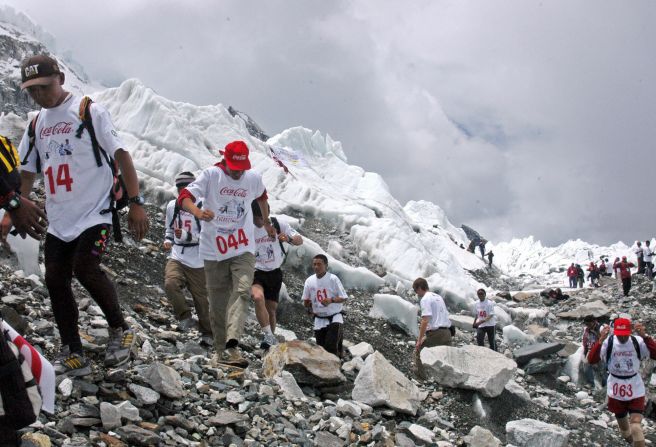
263, 340, 346, 385
513, 342, 565, 366
336, 399, 362, 418
352, 351, 427, 415
505, 380, 531, 401
395, 432, 417, 447
100, 402, 122, 430
406, 423, 434, 445
116, 400, 141, 422
128, 383, 160, 405
208, 410, 249, 426
142, 362, 185, 398
449, 314, 476, 332
314, 431, 344, 447
463, 425, 502, 447
421, 345, 516, 397
557, 300, 610, 319
116, 424, 162, 446
348, 341, 374, 358
506, 418, 569, 447
274, 371, 306, 400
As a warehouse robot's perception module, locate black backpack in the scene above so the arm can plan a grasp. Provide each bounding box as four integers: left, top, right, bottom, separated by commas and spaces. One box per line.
270, 216, 286, 257
22, 96, 129, 242
606, 335, 642, 364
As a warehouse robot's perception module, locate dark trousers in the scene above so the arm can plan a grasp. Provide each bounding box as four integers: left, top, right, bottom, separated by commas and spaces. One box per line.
315, 322, 343, 358
621, 277, 632, 296
44, 224, 126, 353
0, 422, 18, 446
476, 326, 496, 351
568, 277, 577, 288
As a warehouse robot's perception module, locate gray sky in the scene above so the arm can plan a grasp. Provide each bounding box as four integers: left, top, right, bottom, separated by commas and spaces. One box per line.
3, 0, 655, 245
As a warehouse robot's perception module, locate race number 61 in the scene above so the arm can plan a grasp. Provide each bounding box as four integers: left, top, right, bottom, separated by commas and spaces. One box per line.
216, 229, 249, 254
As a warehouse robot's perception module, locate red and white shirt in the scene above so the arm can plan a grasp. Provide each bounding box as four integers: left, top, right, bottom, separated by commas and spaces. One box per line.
164, 199, 203, 269
254, 217, 298, 271
474, 299, 496, 328
19, 95, 123, 241
302, 272, 347, 330
182, 163, 266, 261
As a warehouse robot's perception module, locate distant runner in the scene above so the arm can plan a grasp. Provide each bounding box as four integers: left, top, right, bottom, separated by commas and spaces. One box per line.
302, 254, 347, 358
163, 172, 212, 345
473, 288, 496, 351
588, 318, 656, 447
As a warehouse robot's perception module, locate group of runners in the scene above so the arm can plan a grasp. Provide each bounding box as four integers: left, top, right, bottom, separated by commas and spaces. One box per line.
1, 53, 655, 446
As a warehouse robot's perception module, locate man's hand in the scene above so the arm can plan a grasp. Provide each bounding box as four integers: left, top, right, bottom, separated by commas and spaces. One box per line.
197, 209, 214, 221
415, 337, 424, 352
264, 222, 276, 238
163, 240, 173, 250
635, 322, 647, 338
127, 204, 149, 241
4, 197, 47, 240
174, 228, 182, 239
600, 324, 611, 341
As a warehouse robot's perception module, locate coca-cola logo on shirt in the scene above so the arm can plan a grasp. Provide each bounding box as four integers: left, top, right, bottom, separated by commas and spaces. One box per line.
40, 122, 73, 139
220, 187, 247, 197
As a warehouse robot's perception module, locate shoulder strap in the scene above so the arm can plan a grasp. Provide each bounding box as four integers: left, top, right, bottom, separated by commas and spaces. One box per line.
169, 203, 181, 229
21, 114, 41, 173
75, 96, 114, 171
270, 216, 286, 256
606, 335, 614, 364
632, 336, 642, 361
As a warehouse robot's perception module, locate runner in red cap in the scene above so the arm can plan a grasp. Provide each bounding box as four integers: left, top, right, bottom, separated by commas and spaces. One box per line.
588, 317, 656, 446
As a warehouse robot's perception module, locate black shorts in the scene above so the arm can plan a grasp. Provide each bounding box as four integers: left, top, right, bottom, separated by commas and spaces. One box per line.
253, 268, 283, 302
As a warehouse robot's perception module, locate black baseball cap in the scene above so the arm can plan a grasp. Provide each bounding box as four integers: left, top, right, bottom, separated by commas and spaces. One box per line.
20, 54, 62, 90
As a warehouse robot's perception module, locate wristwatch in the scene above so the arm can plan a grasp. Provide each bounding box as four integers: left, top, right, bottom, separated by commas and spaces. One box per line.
128, 195, 145, 206
4, 193, 21, 211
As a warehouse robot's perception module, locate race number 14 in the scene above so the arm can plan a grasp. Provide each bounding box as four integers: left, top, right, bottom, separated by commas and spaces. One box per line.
216, 229, 249, 254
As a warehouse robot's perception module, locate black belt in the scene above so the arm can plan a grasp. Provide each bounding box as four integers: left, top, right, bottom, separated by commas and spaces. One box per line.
610, 372, 637, 380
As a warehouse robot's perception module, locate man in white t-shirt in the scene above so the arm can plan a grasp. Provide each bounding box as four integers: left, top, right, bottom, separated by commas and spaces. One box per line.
413, 277, 452, 376
179, 140, 275, 367
473, 289, 496, 351
588, 318, 656, 447
302, 254, 347, 358
643, 240, 653, 280
4, 54, 149, 376
230, 201, 302, 350
163, 172, 211, 345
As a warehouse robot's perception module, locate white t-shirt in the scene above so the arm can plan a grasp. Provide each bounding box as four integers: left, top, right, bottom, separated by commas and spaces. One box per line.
643, 246, 653, 263
19, 95, 123, 242
601, 335, 650, 401
635, 246, 644, 258
164, 199, 203, 269
254, 217, 298, 271
302, 272, 347, 330
474, 299, 496, 328
420, 292, 451, 330
184, 164, 265, 261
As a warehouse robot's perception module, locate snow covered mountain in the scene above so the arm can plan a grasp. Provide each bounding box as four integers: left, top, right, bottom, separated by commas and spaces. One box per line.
1, 5, 642, 302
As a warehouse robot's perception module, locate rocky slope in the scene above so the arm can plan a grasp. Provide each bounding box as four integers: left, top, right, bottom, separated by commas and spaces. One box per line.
2, 206, 656, 446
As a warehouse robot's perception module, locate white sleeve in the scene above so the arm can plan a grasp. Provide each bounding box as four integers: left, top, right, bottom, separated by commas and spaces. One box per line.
164, 201, 174, 241
89, 103, 124, 158
420, 298, 431, 317
279, 218, 299, 238
17, 124, 37, 173
184, 168, 210, 202
302, 278, 312, 301
332, 275, 347, 299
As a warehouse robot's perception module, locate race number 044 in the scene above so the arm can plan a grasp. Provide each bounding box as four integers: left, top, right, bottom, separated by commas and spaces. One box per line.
216, 229, 249, 254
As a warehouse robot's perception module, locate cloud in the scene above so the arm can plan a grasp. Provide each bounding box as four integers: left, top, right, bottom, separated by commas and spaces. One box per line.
2, 0, 655, 245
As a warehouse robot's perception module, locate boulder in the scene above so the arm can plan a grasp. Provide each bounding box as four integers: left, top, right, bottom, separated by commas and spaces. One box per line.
352, 351, 427, 415
142, 362, 185, 398
348, 341, 374, 358
512, 292, 533, 302
115, 425, 161, 446
505, 380, 530, 401
263, 340, 346, 386
208, 410, 249, 426
100, 402, 121, 430
557, 300, 610, 319
506, 419, 569, 447
513, 342, 565, 366
526, 324, 549, 339
420, 345, 516, 397
273, 371, 306, 400
449, 315, 476, 332
463, 426, 502, 447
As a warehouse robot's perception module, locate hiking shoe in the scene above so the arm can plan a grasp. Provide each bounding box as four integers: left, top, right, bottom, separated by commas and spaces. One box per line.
178, 317, 198, 331
105, 327, 137, 367
260, 333, 278, 350
54, 348, 91, 377
211, 348, 248, 368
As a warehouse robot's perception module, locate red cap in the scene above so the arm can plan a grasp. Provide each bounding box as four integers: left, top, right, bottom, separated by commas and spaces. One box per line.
221, 141, 251, 171
614, 318, 631, 336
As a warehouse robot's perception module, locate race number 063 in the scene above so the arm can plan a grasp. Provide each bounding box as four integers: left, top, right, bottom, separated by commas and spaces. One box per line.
216, 229, 249, 254
612, 383, 633, 398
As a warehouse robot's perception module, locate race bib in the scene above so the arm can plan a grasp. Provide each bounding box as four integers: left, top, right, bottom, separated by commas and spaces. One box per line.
607, 374, 644, 401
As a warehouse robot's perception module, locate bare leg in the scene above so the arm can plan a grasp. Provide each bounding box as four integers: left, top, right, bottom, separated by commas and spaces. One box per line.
265, 299, 278, 333
630, 413, 645, 447
251, 284, 269, 329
